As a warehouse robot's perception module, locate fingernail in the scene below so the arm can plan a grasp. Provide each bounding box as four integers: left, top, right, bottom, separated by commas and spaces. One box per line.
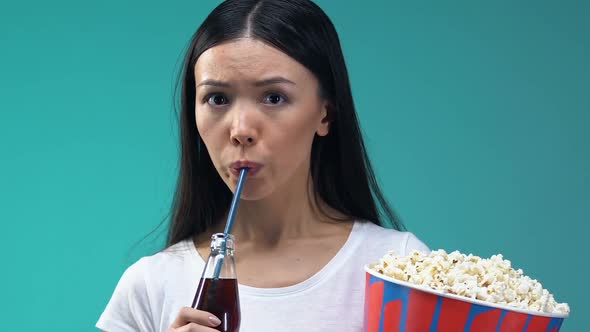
209, 316, 221, 326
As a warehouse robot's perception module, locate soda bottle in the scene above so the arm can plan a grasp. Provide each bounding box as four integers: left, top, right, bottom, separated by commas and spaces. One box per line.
192, 233, 240, 332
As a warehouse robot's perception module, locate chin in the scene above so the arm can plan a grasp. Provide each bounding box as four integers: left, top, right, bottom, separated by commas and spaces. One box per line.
235, 184, 274, 201
220, 172, 271, 200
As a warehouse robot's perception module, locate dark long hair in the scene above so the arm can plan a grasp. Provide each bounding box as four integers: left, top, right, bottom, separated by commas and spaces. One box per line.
167, 0, 404, 247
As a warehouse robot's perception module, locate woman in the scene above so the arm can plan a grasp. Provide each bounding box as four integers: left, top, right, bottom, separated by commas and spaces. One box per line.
97, 0, 429, 331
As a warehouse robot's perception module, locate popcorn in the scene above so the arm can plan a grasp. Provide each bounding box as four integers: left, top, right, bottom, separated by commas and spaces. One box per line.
370, 249, 570, 315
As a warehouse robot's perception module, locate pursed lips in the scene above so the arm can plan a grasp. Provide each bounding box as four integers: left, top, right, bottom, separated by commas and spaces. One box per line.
229, 160, 263, 176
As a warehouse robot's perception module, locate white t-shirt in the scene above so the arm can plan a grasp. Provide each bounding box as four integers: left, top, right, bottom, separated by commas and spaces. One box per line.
96, 221, 429, 332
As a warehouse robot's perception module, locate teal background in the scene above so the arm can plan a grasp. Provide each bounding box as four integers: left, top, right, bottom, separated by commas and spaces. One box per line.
0, 0, 587, 331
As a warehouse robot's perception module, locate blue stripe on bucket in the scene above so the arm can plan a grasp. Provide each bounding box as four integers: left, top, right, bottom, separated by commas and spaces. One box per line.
429, 296, 444, 332
548, 317, 564, 331
522, 315, 533, 332
464, 304, 496, 332
379, 279, 410, 332
495, 310, 507, 332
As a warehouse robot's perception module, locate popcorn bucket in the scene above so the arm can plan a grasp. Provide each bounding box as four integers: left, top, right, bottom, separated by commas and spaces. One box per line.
364, 265, 568, 332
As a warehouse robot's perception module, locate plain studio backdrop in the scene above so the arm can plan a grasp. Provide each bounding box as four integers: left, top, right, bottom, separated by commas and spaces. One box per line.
0, 0, 588, 331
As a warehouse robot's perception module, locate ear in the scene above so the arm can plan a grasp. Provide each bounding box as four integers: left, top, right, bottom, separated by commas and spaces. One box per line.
316, 100, 331, 137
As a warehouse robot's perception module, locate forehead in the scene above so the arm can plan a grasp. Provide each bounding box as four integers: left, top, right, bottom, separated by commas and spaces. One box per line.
194, 38, 312, 82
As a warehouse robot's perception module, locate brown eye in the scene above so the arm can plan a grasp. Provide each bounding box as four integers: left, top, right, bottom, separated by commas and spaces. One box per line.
207, 94, 229, 106
263, 93, 287, 105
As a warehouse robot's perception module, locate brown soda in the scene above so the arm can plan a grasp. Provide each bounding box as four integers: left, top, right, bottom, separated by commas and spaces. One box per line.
192, 277, 240, 332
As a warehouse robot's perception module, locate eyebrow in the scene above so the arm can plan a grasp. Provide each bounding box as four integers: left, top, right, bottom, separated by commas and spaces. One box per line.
196, 76, 296, 88
254, 77, 296, 87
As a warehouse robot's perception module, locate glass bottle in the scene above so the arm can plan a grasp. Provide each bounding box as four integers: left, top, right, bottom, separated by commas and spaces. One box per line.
192, 233, 241, 332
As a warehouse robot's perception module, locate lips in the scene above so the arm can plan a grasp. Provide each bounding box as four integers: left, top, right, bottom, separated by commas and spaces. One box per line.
229, 160, 263, 177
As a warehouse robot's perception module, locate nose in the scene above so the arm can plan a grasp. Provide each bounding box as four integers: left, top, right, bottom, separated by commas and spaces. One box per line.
231, 133, 255, 146
229, 108, 258, 147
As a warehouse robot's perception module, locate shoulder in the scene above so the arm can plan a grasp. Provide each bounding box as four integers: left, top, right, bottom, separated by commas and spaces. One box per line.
122, 240, 192, 284
96, 239, 194, 332
356, 221, 430, 256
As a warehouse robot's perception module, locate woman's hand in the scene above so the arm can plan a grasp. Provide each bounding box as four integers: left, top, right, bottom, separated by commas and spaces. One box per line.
167, 307, 221, 332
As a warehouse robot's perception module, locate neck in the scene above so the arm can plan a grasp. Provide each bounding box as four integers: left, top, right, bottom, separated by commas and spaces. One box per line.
233, 170, 319, 243
224, 167, 349, 246
199, 161, 352, 247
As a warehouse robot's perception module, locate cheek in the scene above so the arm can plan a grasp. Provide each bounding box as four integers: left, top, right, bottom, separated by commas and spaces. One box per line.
195, 109, 218, 141
268, 114, 318, 163
195, 108, 206, 135
195, 111, 223, 159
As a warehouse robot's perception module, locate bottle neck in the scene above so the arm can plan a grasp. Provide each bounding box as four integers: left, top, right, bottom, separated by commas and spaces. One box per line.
211, 246, 235, 256
200, 233, 238, 280
210, 233, 235, 255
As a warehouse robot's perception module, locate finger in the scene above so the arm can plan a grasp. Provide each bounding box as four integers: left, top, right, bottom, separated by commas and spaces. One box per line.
174, 322, 221, 332
169, 307, 221, 328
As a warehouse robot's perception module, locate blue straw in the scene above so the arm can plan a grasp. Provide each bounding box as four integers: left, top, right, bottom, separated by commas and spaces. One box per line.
224, 168, 248, 235
213, 167, 248, 279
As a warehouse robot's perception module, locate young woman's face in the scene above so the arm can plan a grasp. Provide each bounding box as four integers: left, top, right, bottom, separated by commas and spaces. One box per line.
194, 38, 329, 200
